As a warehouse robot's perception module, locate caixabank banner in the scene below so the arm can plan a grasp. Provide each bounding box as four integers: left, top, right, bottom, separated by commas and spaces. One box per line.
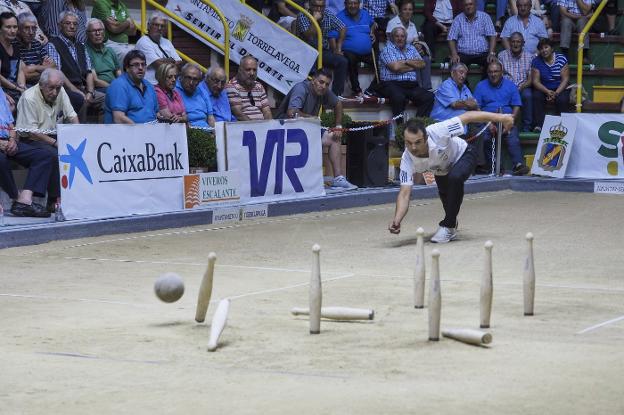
57, 123, 189, 220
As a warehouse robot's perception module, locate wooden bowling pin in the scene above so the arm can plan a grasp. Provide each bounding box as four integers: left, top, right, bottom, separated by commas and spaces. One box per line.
428, 249, 441, 341
207, 298, 230, 352
442, 328, 492, 346
414, 227, 426, 309
523, 232, 536, 316
480, 241, 493, 329
291, 306, 374, 320
309, 244, 322, 334
195, 252, 217, 323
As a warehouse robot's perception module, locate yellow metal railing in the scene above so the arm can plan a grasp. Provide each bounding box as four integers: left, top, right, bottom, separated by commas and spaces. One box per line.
140, 0, 230, 78
576, 0, 609, 112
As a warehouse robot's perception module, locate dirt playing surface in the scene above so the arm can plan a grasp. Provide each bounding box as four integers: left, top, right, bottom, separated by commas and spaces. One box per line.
1, 190, 623, 414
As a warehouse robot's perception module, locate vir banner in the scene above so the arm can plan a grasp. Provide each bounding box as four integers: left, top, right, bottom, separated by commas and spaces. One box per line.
58, 124, 189, 220
225, 118, 325, 202
165, 0, 318, 94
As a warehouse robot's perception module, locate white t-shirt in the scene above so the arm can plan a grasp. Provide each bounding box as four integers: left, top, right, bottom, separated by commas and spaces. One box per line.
433, 0, 454, 23
135, 35, 181, 84
386, 16, 419, 44
399, 117, 466, 184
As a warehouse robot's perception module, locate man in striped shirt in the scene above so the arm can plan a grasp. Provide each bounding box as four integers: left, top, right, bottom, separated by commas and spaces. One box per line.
225, 55, 272, 121
498, 32, 533, 131
17, 13, 54, 87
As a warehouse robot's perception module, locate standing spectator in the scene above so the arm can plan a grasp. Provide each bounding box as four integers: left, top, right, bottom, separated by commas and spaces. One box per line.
91, 0, 135, 63
154, 62, 186, 124
104, 49, 159, 124
200, 66, 235, 123
176, 63, 214, 128
531, 37, 569, 132
0, 0, 46, 43
386, 0, 432, 89
0, 12, 26, 103
501, 0, 548, 54
378, 26, 434, 118
85, 17, 120, 93
422, 0, 463, 62
558, 0, 591, 63
275, 68, 357, 190
473, 60, 529, 175
268, 0, 305, 33
40, 0, 87, 44
135, 12, 182, 85
17, 13, 54, 87
46, 10, 103, 122
0, 86, 53, 218
362, 0, 398, 31
16, 68, 78, 213
226, 55, 272, 121
337, 0, 376, 97
297, 0, 348, 97
498, 31, 533, 131
448, 0, 497, 72
431, 62, 477, 122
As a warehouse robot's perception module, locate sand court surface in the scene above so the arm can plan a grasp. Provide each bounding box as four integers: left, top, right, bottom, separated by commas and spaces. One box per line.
1, 190, 623, 414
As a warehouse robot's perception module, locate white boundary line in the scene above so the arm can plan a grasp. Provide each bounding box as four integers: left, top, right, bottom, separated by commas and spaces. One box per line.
227, 273, 355, 301
576, 315, 624, 334
0, 293, 147, 307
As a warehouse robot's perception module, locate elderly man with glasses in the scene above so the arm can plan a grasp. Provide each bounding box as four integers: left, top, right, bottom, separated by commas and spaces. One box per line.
86, 17, 121, 93
199, 65, 235, 123
135, 12, 182, 85
175, 63, 215, 128
225, 55, 272, 121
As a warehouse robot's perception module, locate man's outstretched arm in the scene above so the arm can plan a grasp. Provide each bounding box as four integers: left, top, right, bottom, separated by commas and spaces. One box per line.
457, 111, 514, 133
389, 185, 412, 234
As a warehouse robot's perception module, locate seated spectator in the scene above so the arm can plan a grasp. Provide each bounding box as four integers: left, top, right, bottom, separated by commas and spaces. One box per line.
268, 0, 305, 33
0, 0, 46, 43
501, 0, 548, 54
85, 18, 120, 93
135, 12, 182, 85
431, 62, 477, 122
498, 31, 533, 131
15, 68, 78, 213
0, 86, 53, 217
297, 0, 348, 97
17, 13, 54, 87
362, 0, 398, 32
378, 26, 434, 118
40, 0, 87, 44
592, 0, 618, 35
46, 10, 104, 122
448, 0, 497, 74
422, 0, 463, 62
154, 62, 186, 124
530, 37, 569, 132
226, 55, 272, 121
337, 0, 375, 97
176, 63, 214, 128
539, 0, 561, 33
509, 0, 554, 36
200, 65, 235, 123
104, 49, 159, 124
558, 0, 591, 63
0, 12, 26, 103
386, 0, 432, 89
275, 68, 357, 190
91, 0, 136, 63
475, 0, 507, 30
473, 60, 529, 175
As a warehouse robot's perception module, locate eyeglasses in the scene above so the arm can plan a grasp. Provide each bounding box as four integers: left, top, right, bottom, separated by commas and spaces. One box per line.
62, 21, 78, 26
183, 75, 202, 83
209, 77, 226, 85
128, 62, 146, 68
247, 90, 255, 107
87, 28, 104, 33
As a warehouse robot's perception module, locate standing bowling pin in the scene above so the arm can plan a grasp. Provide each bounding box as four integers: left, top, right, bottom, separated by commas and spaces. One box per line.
309, 244, 322, 334
414, 227, 426, 309
428, 249, 441, 341
523, 232, 536, 316
195, 252, 217, 323
207, 298, 230, 352
480, 241, 494, 329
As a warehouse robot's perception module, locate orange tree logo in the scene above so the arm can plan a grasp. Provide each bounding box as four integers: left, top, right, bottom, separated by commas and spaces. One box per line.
597, 121, 624, 176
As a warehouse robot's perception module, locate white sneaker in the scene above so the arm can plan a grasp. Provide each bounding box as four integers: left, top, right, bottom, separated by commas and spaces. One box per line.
331, 175, 358, 190
430, 226, 457, 243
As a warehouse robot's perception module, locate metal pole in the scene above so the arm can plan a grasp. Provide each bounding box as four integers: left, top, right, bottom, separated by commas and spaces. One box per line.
495, 108, 502, 176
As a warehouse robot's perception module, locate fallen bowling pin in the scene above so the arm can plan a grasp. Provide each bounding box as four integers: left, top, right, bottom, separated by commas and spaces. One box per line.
413, 227, 426, 309
195, 252, 217, 323
309, 244, 322, 334
207, 298, 230, 352
442, 328, 492, 346
291, 306, 374, 320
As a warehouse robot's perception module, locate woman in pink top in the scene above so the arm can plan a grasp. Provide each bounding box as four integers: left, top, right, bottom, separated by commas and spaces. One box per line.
154, 62, 187, 123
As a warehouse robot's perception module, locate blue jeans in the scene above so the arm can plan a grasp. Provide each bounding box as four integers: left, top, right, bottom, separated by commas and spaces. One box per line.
482, 125, 523, 169
520, 87, 533, 131
322, 49, 348, 96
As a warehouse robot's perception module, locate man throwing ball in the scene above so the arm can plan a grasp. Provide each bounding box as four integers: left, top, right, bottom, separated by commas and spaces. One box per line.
388, 111, 514, 243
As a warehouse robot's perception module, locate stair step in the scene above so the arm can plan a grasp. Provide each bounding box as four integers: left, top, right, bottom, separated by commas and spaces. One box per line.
592, 85, 624, 103
614, 52, 624, 69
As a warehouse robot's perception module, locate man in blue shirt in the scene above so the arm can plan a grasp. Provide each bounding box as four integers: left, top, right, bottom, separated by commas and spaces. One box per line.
431, 62, 478, 123
337, 0, 376, 96
200, 66, 235, 123
176, 63, 215, 128
473, 61, 529, 175
104, 49, 159, 124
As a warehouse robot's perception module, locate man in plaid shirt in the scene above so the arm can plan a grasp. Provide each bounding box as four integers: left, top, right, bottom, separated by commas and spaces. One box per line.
448, 0, 497, 75
558, 0, 592, 63
378, 26, 434, 117
298, 0, 348, 96
498, 32, 534, 131
362, 0, 398, 31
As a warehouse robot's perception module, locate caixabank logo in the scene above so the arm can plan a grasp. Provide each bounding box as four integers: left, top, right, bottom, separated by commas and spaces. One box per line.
59, 138, 93, 189
597, 121, 624, 176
